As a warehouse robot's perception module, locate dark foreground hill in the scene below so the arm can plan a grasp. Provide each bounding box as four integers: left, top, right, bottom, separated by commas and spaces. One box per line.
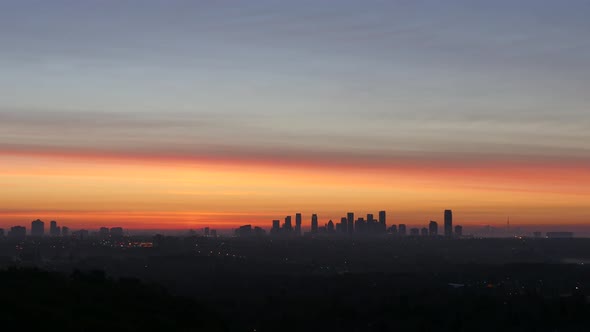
0, 268, 225, 332
2, 265, 590, 332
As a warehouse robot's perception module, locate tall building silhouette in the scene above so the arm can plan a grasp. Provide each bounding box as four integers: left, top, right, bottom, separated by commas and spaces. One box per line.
284, 216, 292, 231
311, 214, 318, 233
31, 219, 45, 237
421, 227, 428, 236
429, 221, 438, 236
340, 218, 348, 234
295, 213, 302, 236
327, 220, 335, 233
444, 210, 453, 238
340, 217, 348, 234
271, 220, 280, 235
50, 220, 60, 237
355, 217, 365, 234
347, 212, 354, 235
367, 214, 375, 233
378, 211, 386, 233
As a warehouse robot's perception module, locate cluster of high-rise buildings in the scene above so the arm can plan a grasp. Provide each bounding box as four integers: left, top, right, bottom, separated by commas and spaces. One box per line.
0, 220, 126, 241
267, 209, 463, 238
30, 219, 69, 237
0, 219, 71, 241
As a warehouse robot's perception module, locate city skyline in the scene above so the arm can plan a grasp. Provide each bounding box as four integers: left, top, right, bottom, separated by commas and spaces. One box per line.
0, 207, 582, 238
1, 1, 590, 229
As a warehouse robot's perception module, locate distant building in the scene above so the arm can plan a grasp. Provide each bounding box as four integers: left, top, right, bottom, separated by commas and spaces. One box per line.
110, 227, 124, 239
204, 227, 210, 237
367, 214, 375, 232
50, 220, 61, 237
398, 224, 407, 236
378, 211, 387, 233
429, 221, 438, 236
8, 226, 26, 240
210, 230, 217, 238
271, 220, 280, 235
236, 225, 253, 237
454, 225, 463, 237
254, 226, 266, 236
347, 212, 354, 235
533, 231, 543, 238
295, 213, 302, 236
340, 217, 348, 234
327, 220, 335, 233
355, 218, 365, 234
74, 229, 89, 240
546, 232, 574, 239
311, 214, 318, 233
284, 216, 292, 231
99, 227, 110, 239
61, 226, 70, 237
421, 227, 429, 236
0, 228, 4, 237
31, 219, 45, 237
444, 210, 453, 238
410, 228, 420, 236
389, 225, 397, 235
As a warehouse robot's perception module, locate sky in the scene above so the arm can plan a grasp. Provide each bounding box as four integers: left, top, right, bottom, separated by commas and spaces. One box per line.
1, 0, 589, 231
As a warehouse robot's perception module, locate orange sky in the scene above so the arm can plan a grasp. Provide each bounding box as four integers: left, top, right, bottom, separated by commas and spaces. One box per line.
1, 150, 588, 230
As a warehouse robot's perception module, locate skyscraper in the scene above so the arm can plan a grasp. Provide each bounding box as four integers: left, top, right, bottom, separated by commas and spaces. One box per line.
327, 220, 335, 233
311, 214, 318, 233
355, 217, 365, 234
340, 217, 348, 234
378, 211, 386, 233
50, 220, 60, 237
347, 212, 354, 235
31, 219, 45, 237
271, 220, 280, 235
429, 221, 438, 236
444, 210, 453, 238
421, 227, 429, 236
295, 213, 302, 236
367, 214, 375, 233
284, 216, 292, 231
